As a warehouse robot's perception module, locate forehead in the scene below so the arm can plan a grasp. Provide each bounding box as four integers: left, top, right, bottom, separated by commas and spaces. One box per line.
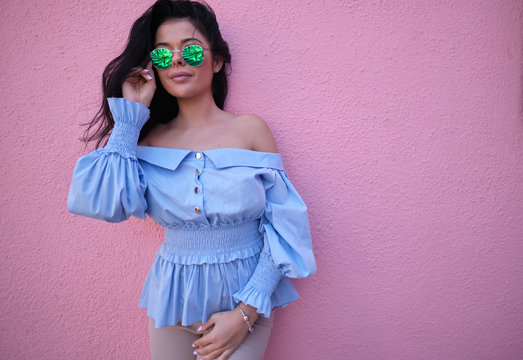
155, 19, 207, 46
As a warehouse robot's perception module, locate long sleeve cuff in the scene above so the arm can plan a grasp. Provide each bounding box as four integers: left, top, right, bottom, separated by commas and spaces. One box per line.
233, 251, 283, 317
105, 97, 150, 157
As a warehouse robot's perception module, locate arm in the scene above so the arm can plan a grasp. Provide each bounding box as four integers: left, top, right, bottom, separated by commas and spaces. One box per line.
68, 58, 155, 222
192, 169, 316, 360
232, 168, 316, 315
236, 114, 316, 316
192, 116, 316, 360
67, 97, 150, 222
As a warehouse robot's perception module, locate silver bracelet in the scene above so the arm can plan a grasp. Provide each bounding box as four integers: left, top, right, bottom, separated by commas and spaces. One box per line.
237, 304, 254, 334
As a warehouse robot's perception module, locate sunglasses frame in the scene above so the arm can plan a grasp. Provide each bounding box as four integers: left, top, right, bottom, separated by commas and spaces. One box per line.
150, 44, 208, 70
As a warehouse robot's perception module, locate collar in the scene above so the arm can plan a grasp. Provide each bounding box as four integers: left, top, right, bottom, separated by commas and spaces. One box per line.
136, 146, 284, 171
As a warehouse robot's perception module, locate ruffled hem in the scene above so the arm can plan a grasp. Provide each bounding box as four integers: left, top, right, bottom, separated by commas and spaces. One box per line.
138, 252, 300, 328
232, 276, 299, 318
232, 285, 273, 318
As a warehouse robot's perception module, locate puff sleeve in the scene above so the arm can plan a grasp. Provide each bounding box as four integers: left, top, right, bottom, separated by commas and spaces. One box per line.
67, 98, 150, 223
233, 169, 316, 317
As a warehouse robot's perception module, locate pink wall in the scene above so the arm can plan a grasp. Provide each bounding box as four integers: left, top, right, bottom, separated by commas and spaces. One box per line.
1, 0, 522, 359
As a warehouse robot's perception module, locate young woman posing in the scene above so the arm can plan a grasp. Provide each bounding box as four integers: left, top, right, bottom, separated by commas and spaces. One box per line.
67, 1, 316, 359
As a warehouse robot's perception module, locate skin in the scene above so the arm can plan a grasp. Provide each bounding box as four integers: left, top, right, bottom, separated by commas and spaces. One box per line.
122, 19, 278, 360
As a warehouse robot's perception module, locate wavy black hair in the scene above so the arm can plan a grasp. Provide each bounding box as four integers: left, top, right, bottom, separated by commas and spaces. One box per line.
82, 0, 231, 149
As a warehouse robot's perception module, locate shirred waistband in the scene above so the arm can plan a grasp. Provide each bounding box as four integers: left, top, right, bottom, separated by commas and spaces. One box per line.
159, 220, 263, 265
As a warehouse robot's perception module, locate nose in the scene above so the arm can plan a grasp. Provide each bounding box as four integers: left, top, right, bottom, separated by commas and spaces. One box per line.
171, 50, 184, 66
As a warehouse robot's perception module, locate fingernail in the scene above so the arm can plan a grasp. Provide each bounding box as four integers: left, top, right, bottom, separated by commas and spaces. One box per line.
192, 344, 196, 348
197, 326, 202, 332
192, 351, 197, 355
146, 74, 153, 80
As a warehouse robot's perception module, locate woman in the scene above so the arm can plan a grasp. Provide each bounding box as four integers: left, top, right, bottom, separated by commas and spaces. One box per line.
67, 1, 316, 359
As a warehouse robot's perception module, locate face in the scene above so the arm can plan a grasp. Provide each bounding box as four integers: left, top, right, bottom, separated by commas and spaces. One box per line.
153, 19, 223, 100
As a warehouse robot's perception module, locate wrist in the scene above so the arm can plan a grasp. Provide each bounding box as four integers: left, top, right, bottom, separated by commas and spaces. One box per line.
105, 99, 149, 157
237, 302, 258, 334
122, 96, 151, 108
239, 302, 259, 323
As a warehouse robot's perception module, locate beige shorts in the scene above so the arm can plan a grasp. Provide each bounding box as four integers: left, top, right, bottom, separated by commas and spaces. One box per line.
148, 312, 275, 360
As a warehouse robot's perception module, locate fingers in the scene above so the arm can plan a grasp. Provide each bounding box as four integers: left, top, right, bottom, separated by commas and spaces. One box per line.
198, 347, 226, 360
198, 318, 215, 333
192, 319, 219, 356
193, 333, 221, 359
217, 349, 234, 360
143, 61, 154, 80
127, 64, 153, 82
140, 66, 153, 81
191, 311, 241, 360
146, 60, 153, 72
192, 329, 214, 348
194, 342, 221, 358
196, 313, 217, 336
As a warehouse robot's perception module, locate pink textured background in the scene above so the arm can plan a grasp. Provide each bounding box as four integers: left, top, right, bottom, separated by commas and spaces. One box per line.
1, 0, 522, 359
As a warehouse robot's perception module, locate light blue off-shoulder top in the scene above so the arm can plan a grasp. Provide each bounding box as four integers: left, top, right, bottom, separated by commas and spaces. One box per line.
67, 97, 316, 328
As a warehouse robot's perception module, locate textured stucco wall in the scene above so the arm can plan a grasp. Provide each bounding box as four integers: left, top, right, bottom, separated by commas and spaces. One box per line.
1, 0, 522, 359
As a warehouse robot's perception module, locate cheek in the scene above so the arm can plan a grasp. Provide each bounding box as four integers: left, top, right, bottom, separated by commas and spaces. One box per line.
199, 61, 215, 81
156, 71, 173, 89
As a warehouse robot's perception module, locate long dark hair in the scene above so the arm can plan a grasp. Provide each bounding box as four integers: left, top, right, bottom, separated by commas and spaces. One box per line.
82, 0, 231, 149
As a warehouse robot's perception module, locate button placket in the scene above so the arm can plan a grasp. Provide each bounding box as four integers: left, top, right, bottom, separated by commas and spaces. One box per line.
193, 151, 204, 215
194, 151, 204, 178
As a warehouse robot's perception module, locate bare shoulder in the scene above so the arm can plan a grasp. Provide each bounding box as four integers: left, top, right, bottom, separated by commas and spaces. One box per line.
236, 113, 278, 153
137, 137, 150, 146
137, 122, 167, 146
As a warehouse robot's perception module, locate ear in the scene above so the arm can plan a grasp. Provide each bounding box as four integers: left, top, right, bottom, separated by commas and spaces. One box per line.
212, 55, 224, 73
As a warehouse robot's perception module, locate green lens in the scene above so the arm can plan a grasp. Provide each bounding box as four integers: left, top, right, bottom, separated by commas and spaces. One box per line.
151, 48, 172, 70
183, 45, 204, 67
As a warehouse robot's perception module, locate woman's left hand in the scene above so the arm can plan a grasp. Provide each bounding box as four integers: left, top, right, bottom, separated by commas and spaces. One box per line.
192, 305, 258, 360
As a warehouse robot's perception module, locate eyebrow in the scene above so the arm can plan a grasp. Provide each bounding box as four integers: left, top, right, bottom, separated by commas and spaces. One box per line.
155, 37, 203, 47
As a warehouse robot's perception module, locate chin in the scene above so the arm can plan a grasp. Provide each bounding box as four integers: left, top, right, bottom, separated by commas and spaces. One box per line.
167, 85, 213, 100
165, 88, 198, 99
159, 80, 191, 97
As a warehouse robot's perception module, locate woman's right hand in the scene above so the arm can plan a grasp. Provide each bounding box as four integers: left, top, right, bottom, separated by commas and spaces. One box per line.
122, 61, 156, 107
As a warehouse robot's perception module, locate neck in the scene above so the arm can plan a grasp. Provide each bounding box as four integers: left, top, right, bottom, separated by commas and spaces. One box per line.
174, 89, 220, 128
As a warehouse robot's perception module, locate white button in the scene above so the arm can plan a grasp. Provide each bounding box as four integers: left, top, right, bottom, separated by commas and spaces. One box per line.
195, 152, 202, 159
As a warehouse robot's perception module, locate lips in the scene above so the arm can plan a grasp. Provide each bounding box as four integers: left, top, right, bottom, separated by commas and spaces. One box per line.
169, 71, 192, 82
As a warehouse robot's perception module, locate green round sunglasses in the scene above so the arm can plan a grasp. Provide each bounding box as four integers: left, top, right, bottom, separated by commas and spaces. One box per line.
150, 44, 207, 70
